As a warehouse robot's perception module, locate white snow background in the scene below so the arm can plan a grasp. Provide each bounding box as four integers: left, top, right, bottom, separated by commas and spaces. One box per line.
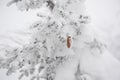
0, 0, 120, 80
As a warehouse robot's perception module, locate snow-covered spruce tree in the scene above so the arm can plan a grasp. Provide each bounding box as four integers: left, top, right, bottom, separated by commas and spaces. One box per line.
0, 0, 108, 80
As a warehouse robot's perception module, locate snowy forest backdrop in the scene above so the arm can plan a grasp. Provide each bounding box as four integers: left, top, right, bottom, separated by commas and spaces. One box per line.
0, 0, 120, 80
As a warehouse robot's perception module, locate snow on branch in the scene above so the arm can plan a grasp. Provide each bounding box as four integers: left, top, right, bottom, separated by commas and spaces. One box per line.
0, 0, 102, 80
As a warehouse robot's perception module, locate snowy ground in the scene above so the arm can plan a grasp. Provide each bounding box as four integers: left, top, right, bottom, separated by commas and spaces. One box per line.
0, 0, 120, 80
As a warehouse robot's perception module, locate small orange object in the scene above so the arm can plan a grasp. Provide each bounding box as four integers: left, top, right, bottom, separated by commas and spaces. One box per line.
67, 36, 71, 48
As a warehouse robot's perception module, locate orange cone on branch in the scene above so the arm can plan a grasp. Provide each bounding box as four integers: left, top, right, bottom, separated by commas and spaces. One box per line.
67, 36, 72, 48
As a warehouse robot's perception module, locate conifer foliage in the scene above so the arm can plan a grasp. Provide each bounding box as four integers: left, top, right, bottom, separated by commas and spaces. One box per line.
0, 0, 95, 80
